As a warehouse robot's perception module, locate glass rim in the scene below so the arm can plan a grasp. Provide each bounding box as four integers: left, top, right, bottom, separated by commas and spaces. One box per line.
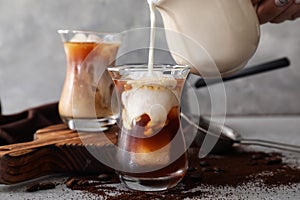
57, 29, 119, 36
108, 64, 190, 72
57, 29, 122, 43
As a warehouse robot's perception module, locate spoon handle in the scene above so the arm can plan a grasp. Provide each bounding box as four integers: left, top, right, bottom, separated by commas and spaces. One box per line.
239, 139, 300, 153
195, 57, 290, 88
180, 113, 221, 138
181, 113, 300, 154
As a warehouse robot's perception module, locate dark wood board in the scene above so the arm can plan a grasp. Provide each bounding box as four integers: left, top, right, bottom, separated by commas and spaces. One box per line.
0, 124, 118, 185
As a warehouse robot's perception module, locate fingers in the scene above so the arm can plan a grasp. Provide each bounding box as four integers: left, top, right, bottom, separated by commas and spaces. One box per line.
256, 0, 294, 24
274, 0, 290, 7
256, 0, 300, 24
271, 3, 300, 23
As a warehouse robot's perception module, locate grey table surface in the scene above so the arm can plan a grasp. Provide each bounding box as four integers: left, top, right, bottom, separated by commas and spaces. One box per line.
0, 116, 300, 200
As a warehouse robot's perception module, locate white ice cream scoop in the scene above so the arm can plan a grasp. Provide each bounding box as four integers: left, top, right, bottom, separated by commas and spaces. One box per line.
122, 85, 179, 130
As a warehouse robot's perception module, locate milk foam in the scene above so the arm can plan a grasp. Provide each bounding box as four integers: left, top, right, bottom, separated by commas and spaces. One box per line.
121, 79, 178, 131
70, 33, 102, 43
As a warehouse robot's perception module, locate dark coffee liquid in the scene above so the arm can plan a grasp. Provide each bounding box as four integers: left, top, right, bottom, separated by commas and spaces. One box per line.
118, 106, 187, 176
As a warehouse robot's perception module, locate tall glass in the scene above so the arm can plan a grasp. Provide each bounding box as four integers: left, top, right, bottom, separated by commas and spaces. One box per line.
108, 65, 190, 191
58, 30, 121, 131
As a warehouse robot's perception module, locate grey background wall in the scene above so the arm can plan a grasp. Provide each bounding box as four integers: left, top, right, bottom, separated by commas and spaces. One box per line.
0, 0, 299, 115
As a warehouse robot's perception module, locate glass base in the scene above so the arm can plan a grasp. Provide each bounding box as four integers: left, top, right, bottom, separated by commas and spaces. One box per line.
118, 171, 185, 192
62, 117, 117, 132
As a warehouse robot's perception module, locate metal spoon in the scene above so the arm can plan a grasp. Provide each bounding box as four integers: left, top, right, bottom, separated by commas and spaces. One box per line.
181, 113, 300, 154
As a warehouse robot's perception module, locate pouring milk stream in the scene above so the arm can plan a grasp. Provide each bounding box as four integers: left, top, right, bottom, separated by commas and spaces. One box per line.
147, 0, 260, 77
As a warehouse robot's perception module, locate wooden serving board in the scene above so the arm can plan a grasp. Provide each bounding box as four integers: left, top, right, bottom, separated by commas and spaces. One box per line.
0, 124, 118, 185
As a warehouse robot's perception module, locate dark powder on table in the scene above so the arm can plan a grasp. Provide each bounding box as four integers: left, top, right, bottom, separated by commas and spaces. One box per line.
63, 147, 300, 199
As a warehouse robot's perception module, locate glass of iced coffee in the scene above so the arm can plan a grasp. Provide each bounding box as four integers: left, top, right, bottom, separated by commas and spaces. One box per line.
58, 30, 121, 131
108, 65, 190, 191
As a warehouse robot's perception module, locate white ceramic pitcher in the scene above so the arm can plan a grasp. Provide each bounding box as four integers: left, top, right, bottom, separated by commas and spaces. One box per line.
152, 0, 260, 77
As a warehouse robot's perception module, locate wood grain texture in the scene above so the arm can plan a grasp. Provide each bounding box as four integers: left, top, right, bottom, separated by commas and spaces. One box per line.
0, 124, 118, 184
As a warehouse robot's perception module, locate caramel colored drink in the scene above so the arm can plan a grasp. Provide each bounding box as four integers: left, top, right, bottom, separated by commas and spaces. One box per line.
58, 30, 121, 131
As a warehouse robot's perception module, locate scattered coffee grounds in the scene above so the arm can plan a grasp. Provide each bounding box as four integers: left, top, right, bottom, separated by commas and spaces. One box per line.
185, 148, 300, 187
65, 174, 119, 189
65, 147, 300, 199
40, 182, 56, 190
66, 176, 208, 200
25, 181, 56, 192
25, 182, 40, 192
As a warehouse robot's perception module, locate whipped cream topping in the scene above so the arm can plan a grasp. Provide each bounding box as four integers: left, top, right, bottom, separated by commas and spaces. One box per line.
126, 72, 177, 88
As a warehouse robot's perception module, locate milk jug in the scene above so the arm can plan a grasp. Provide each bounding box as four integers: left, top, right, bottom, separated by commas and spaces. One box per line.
151, 0, 260, 77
